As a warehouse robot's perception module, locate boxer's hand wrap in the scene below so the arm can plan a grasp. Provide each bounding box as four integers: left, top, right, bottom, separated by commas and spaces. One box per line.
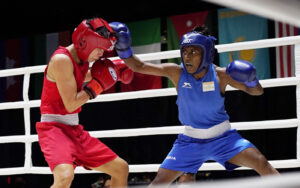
84, 79, 104, 99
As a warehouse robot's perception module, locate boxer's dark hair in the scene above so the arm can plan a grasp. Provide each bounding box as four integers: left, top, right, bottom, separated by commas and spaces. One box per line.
86, 18, 111, 39
192, 25, 210, 36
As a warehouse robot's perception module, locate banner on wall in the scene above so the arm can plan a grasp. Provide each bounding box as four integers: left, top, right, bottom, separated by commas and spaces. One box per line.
31, 31, 71, 99
218, 8, 270, 79
120, 18, 162, 91
0, 38, 30, 102
166, 11, 209, 87
167, 11, 209, 64
32, 31, 71, 66
275, 21, 299, 78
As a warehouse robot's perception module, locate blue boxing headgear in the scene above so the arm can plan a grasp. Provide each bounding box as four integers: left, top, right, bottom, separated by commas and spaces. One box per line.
179, 31, 216, 74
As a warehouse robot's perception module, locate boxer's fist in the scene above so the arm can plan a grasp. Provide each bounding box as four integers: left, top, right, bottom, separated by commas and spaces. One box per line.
226, 60, 259, 88
109, 22, 133, 59
84, 59, 118, 99
112, 59, 134, 84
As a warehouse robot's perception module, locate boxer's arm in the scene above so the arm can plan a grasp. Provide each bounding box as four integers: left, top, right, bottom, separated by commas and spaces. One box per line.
110, 21, 182, 87
48, 54, 90, 112
123, 55, 182, 88
217, 67, 263, 96
227, 73, 263, 95
84, 70, 92, 82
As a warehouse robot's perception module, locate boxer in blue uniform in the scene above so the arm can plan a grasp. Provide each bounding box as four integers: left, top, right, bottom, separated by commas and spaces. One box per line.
109, 22, 279, 185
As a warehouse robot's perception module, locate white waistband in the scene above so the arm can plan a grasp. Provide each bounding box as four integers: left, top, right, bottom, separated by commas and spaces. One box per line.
41, 113, 79, 126
183, 120, 231, 139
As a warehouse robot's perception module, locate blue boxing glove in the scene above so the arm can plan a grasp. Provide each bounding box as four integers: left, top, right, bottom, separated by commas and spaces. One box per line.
109, 22, 133, 59
226, 60, 259, 88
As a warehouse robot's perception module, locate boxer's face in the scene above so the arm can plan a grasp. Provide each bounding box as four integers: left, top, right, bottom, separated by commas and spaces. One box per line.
182, 46, 202, 74
88, 48, 104, 63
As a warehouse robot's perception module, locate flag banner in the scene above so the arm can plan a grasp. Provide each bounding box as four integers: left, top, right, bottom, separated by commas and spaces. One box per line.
31, 31, 71, 99
120, 18, 162, 91
0, 38, 30, 102
167, 11, 209, 64
32, 30, 71, 66
218, 8, 270, 79
0, 30, 72, 101
166, 11, 209, 87
169, 11, 209, 41
46, 31, 71, 63
275, 21, 299, 77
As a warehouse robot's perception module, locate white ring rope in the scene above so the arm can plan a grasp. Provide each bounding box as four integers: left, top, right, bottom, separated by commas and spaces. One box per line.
0, 77, 298, 110
0, 35, 299, 78
0, 118, 298, 144
0, 36, 299, 175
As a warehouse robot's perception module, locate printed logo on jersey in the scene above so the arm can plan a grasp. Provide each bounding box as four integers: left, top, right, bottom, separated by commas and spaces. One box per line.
182, 82, 192, 89
109, 67, 118, 81
166, 156, 176, 160
202, 81, 215, 92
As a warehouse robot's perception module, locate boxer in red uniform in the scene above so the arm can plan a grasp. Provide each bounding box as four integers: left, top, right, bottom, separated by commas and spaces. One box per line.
36, 17, 133, 188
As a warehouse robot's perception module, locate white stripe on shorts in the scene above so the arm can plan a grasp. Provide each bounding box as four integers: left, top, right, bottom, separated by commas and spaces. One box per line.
183, 120, 231, 139
41, 113, 79, 126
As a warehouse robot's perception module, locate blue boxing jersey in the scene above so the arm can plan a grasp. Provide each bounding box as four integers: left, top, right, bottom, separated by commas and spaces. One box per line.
176, 63, 229, 129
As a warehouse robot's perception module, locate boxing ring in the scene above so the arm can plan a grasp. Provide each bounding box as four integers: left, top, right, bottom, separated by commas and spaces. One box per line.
0, 36, 300, 178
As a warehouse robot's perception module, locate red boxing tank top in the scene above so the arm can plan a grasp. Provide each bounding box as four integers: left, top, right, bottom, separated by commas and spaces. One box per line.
40, 46, 89, 115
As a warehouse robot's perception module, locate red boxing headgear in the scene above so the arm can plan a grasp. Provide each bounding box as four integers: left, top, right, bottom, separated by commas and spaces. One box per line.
72, 18, 116, 61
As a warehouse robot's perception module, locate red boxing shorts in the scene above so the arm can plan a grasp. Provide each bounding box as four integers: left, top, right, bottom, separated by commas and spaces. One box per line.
36, 122, 118, 171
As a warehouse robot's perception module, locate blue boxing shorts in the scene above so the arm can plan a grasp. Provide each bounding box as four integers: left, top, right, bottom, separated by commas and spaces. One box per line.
160, 129, 255, 173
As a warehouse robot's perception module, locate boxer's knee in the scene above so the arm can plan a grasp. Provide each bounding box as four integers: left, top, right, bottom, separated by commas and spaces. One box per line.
111, 157, 129, 179
52, 164, 74, 188
253, 154, 279, 175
